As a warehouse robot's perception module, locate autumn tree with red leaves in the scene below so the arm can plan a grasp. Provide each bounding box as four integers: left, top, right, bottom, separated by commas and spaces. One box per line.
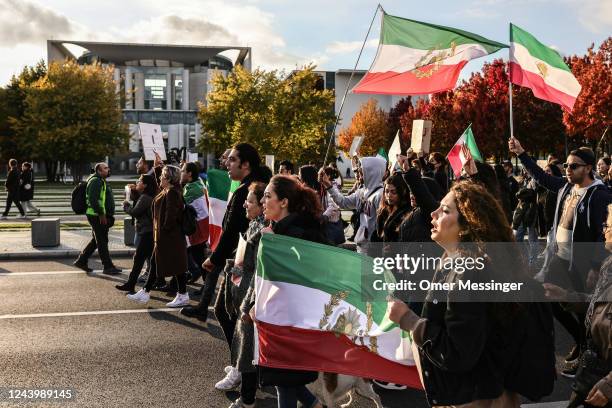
338, 99, 393, 156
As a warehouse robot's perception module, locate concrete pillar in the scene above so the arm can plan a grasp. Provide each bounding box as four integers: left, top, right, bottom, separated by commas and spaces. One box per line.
168, 124, 179, 149
124, 68, 133, 109
178, 124, 185, 149
182, 69, 189, 110
195, 123, 202, 145
166, 72, 173, 110
135, 72, 145, 110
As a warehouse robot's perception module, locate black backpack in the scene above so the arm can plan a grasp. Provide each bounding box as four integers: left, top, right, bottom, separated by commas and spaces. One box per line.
181, 203, 198, 236
71, 182, 88, 214
504, 280, 556, 401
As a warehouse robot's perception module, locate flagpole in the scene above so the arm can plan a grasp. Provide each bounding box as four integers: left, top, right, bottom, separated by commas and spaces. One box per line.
508, 23, 514, 139
323, 4, 383, 165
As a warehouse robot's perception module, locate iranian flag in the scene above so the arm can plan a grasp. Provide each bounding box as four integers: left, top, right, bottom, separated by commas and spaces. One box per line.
353, 13, 507, 95
206, 169, 239, 251
447, 125, 483, 177
254, 234, 422, 388
509, 24, 581, 111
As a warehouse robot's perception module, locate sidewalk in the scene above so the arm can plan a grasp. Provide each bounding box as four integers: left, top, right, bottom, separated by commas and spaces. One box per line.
0, 229, 135, 260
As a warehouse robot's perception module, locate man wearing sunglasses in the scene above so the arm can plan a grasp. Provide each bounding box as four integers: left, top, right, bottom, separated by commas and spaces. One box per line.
510, 136, 611, 377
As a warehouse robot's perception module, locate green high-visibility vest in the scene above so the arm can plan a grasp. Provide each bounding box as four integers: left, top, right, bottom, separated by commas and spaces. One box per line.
85, 175, 106, 216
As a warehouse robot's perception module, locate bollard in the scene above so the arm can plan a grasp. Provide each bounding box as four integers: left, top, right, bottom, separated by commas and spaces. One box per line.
31, 218, 60, 247
124, 216, 135, 246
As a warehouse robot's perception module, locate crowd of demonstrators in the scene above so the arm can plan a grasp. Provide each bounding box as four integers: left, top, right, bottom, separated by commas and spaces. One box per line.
510, 136, 611, 379
181, 161, 208, 284
73, 162, 122, 275
1, 158, 26, 219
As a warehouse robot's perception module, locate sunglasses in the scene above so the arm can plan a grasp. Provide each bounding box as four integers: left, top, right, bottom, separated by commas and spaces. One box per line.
563, 163, 587, 170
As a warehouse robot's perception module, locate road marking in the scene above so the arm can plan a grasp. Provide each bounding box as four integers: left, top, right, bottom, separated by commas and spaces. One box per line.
0, 270, 126, 276
0, 308, 182, 320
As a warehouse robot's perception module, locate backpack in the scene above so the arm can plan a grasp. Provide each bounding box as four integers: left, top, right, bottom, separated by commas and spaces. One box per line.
71, 182, 88, 214
181, 204, 198, 236
504, 280, 556, 401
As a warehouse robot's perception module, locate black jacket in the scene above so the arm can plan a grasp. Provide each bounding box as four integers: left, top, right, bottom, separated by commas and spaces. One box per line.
511, 185, 538, 230
374, 204, 411, 243
518, 153, 611, 279
399, 169, 440, 243
209, 173, 254, 267
19, 169, 34, 201
5, 168, 20, 194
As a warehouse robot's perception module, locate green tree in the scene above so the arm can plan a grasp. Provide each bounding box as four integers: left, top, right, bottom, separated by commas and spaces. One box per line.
0, 60, 47, 164
197, 65, 336, 165
12, 60, 129, 182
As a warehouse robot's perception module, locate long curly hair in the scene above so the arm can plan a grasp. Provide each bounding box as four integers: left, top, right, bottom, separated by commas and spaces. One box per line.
268, 175, 323, 222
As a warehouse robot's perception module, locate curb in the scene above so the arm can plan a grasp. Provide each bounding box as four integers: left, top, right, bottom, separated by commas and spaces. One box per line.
0, 249, 136, 260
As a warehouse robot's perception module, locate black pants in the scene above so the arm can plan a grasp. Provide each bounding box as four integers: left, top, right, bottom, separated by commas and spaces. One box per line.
79, 215, 113, 269
187, 243, 206, 278
3, 192, 24, 216
195, 264, 223, 320
214, 275, 237, 349
124, 232, 154, 290
144, 254, 187, 294
241, 372, 257, 405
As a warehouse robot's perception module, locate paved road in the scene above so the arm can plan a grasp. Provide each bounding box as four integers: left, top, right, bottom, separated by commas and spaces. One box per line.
0, 258, 573, 407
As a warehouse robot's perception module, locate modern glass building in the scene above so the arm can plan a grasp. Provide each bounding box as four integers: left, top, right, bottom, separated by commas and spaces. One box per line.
47, 40, 251, 172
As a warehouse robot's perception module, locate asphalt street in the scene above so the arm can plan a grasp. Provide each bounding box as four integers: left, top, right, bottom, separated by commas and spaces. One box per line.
0, 258, 573, 407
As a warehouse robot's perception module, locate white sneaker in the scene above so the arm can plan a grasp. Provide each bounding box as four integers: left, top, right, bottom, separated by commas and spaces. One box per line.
16, 214, 27, 219
215, 367, 241, 390
166, 293, 190, 308
127, 289, 150, 303
224, 365, 233, 374
228, 398, 254, 408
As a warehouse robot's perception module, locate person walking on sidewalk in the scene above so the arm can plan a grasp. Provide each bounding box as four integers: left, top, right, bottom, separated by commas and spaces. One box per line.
115, 174, 157, 294
73, 162, 121, 275
19, 162, 40, 217
1, 159, 25, 219
128, 165, 190, 308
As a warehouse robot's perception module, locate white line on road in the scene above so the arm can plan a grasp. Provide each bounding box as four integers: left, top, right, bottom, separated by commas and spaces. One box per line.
0, 308, 181, 320
0, 270, 125, 276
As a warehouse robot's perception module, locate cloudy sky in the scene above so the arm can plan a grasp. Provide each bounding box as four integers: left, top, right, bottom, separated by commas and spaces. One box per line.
0, 0, 610, 84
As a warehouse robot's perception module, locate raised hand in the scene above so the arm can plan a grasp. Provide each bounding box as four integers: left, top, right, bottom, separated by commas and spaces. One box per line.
508, 136, 525, 156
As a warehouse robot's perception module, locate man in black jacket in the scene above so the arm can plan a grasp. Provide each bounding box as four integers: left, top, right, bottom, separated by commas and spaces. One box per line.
1, 159, 25, 219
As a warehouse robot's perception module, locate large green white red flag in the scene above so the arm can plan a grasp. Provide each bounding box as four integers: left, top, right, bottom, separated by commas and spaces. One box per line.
509, 24, 581, 111
353, 13, 507, 95
254, 233, 422, 388
206, 169, 239, 251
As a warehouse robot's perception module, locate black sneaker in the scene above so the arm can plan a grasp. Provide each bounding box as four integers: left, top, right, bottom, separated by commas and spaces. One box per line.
73, 260, 92, 273
115, 283, 136, 293
564, 344, 581, 363
103, 266, 123, 275
180, 306, 207, 321
561, 359, 579, 379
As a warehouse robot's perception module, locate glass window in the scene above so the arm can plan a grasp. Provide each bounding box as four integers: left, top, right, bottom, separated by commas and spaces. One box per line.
174, 78, 183, 110
144, 74, 167, 110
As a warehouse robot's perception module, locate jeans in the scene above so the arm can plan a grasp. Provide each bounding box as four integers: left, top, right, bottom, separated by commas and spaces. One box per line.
194, 264, 223, 320
514, 224, 538, 265
241, 372, 257, 405
276, 386, 317, 408
124, 232, 154, 290
78, 215, 114, 269
3, 192, 24, 216
214, 275, 237, 350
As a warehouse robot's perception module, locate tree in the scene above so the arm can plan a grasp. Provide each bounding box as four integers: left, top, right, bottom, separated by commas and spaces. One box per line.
0, 60, 47, 164
338, 99, 393, 156
12, 60, 129, 182
197, 65, 336, 165
387, 97, 412, 147
563, 37, 612, 152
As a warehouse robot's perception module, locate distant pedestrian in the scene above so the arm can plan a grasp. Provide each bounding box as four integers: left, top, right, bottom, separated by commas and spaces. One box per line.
19, 162, 40, 217
1, 159, 25, 219
73, 162, 121, 275
278, 160, 294, 176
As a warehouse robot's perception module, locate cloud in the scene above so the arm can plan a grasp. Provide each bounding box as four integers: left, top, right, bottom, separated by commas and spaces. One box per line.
0, 0, 77, 46
325, 39, 378, 55
576, 0, 612, 33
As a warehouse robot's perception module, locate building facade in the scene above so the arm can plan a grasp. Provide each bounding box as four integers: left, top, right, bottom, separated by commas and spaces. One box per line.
47, 40, 251, 172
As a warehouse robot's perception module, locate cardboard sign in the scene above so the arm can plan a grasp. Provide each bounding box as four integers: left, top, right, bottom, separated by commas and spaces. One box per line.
388, 131, 402, 171
139, 122, 167, 161
410, 120, 432, 153
187, 152, 199, 163
265, 155, 275, 172
349, 136, 364, 157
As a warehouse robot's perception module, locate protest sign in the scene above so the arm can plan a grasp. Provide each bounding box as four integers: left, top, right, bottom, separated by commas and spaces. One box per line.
139, 122, 167, 161
410, 120, 432, 154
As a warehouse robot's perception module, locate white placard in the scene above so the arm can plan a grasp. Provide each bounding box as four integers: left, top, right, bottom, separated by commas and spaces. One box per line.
187, 152, 199, 163
388, 130, 402, 171
139, 122, 167, 161
265, 155, 275, 171
349, 136, 364, 157
410, 120, 432, 153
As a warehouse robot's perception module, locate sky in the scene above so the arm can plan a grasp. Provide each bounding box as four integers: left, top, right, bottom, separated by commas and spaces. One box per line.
0, 0, 610, 85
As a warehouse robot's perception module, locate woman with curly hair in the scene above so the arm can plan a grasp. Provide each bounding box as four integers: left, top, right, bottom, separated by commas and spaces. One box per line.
388, 181, 530, 407
373, 172, 411, 243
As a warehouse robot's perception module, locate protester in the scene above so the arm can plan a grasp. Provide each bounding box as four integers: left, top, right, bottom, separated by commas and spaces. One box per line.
373, 173, 411, 243
73, 162, 121, 274
539, 163, 563, 234
503, 159, 520, 212
319, 156, 386, 253
182, 162, 208, 284
1, 158, 25, 219
388, 181, 526, 407
128, 165, 190, 307
19, 162, 40, 217
512, 172, 539, 266
544, 203, 612, 407
223, 182, 267, 408
597, 157, 611, 182
494, 164, 513, 223
256, 175, 326, 408
278, 160, 294, 176
419, 151, 449, 193
115, 174, 157, 293
509, 137, 611, 376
